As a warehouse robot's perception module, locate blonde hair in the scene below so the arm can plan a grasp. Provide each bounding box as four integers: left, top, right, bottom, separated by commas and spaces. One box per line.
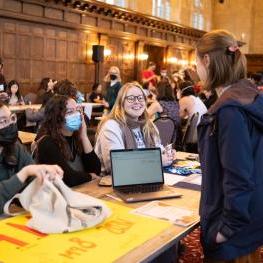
104, 66, 121, 82
196, 30, 247, 91
96, 81, 159, 142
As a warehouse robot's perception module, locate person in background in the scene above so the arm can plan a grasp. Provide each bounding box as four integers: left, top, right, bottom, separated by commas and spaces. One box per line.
36, 77, 57, 105
95, 82, 174, 175
7, 80, 25, 105
250, 72, 263, 90
196, 29, 263, 262
0, 58, 8, 103
53, 79, 77, 100
0, 101, 63, 214
36, 95, 101, 187
142, 61, 158, 88
147, 80, 180, 127
104, 66, 122, 110
26, 79, 78, 129
89, 83, 109, 111
177, 81, 207, 125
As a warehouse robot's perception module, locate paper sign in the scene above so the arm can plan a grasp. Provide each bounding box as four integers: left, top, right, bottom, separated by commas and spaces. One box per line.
0, 201, 171, 263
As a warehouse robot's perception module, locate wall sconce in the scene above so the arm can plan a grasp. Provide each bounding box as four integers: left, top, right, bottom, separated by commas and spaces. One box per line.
138, 53, 149, 60
167, 57, 178, 64
104, 49, 112, 56
178, 59, 189, 67
123, 53, 135, 60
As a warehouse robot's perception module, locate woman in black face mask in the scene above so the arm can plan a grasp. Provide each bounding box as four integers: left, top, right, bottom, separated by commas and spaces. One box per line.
103, 66, 122, 110
0, 102, 63, 214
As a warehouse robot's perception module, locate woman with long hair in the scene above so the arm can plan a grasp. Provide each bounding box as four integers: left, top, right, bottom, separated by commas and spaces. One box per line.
103, 66, 122, 109
177, 81, 207, 125
36, 95, 101, 187
197, 30, 263, 262
95, 82, 173, 174
7, 80, 25, 105
147, 80, 180, 126
37, 77, 57, 105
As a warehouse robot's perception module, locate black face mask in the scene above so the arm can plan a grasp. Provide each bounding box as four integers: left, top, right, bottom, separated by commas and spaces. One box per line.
0, 123, 18, 147
110, 74, 117, 81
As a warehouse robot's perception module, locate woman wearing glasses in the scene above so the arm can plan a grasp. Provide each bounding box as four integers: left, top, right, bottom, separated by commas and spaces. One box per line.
0, 102, 63, 214
36, 95, 101, 187
95, 82, 174, 175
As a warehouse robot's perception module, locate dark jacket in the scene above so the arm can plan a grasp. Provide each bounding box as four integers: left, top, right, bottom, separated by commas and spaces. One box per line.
37, 136, 101, 187
0, 142, 33, 213
198, 79, 263, 260
105, 81, 121, 109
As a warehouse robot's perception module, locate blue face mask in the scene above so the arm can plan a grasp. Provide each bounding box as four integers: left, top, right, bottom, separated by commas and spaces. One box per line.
76, 91, 85, 104
64, 112, 82, 132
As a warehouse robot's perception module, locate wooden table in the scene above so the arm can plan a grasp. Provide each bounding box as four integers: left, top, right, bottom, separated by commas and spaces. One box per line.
9, 103, 104, 113
76, 178, 200, 262
9, 104, 42, 113
18, 131, 36, 144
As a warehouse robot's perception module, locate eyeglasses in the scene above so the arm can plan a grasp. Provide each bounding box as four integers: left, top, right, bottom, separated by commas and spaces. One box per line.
0, 113, 17, 129
125, 95, 145, 104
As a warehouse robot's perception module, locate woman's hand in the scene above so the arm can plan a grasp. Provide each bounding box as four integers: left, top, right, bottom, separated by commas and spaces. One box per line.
162, 151, 174, 167
78, 113, 88, 140
79, 113, 93, 153
17, 164, 63, 183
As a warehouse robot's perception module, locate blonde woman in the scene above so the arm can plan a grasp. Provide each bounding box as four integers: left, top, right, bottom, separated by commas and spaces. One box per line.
95, 82, 173, 174
104, 66, 122, 109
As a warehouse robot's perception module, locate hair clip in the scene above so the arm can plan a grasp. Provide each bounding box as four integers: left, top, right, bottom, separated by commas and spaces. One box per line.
228, 45, 239, 52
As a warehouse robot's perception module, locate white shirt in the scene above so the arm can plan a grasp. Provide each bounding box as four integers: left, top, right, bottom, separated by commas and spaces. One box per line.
179, 95, 207, 124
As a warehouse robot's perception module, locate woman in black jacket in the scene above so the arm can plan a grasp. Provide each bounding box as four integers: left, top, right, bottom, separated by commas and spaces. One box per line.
36, 95, 101, 187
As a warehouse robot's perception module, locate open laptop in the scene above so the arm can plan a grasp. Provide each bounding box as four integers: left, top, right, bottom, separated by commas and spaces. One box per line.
110, 148, 182, 203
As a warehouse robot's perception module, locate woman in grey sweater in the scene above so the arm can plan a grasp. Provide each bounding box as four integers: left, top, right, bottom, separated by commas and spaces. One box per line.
0, 102, 63, 214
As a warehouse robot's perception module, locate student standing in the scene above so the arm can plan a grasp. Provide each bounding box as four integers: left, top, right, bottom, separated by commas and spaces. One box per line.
196, 30, 263, 262
104, 66, 122, 110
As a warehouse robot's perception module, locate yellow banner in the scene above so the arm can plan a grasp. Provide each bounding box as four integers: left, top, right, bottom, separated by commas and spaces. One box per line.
0, 202, 171, 263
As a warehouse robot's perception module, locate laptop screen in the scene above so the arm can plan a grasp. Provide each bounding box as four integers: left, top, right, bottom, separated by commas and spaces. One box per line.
111, 148, 164, 187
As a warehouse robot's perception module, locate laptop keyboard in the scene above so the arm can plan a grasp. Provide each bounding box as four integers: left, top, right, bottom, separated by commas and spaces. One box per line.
118, 184, 162, 194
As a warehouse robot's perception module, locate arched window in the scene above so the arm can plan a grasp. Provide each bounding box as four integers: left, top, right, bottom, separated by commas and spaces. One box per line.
192, 12, 204, 30
97, 0, 127, 8
192, 0, 204, 30
152, 0, 171, 20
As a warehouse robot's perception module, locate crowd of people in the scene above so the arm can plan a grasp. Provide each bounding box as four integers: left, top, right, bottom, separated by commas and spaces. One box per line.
0, 29, 263, 262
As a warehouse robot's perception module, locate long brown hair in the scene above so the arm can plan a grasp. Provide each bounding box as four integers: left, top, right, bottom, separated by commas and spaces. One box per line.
96, 82, 159, 142
196, 30, 247, 91
37, 95, 82, 160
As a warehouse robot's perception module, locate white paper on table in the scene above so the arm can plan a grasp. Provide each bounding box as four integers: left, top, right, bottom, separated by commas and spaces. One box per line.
131, 201, 196, 227
188, 175, 202, 185
164, 173, 186, 186
83, 103, 92, 119
180, 174, 202, 186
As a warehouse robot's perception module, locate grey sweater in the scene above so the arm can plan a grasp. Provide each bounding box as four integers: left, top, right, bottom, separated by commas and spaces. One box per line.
0, 142, 33, 213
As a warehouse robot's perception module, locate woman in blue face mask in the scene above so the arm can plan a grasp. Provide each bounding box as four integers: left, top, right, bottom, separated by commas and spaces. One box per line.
36, 95, 101, 187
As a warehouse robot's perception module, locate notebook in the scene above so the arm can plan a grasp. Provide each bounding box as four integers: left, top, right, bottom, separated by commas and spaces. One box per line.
110, 148, 182, 203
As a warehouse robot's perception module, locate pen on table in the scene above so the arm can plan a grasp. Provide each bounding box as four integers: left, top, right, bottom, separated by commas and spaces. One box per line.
105, 194, 122, 202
